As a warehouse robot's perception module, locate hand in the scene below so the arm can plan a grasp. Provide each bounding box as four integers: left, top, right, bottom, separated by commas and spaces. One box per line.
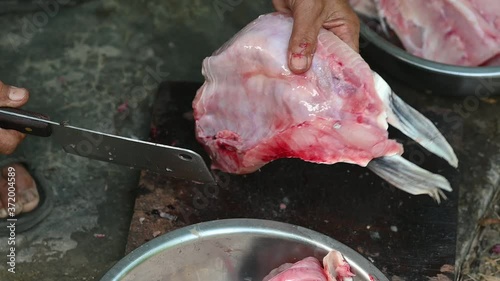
273, 0, 360, 74
0, 81, 29, 154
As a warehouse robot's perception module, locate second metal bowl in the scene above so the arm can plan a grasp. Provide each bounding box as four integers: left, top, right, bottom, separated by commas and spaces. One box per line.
358, 20, 500, 97
100, 219, 389, 281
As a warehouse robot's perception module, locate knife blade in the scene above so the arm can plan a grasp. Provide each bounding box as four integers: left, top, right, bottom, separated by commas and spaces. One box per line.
0, 107, 216, 184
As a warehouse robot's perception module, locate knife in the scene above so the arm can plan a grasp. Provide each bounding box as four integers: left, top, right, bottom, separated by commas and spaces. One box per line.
0, 107, 216, 184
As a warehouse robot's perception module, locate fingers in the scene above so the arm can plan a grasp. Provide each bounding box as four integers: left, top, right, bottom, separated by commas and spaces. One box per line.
0, 81, 29, 155
272, 0, 292, 14
323, 1, 361, 52
0, 81, 29, 108
0, 129, 26, 155
0, 164, 39, 214
275, 0, 361, 70
0, 166, 23, 216
287, 1, 325, 74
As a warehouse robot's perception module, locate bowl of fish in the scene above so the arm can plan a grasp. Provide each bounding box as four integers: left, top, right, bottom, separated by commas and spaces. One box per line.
350, 0, 500, 96
99, 219, 389, 281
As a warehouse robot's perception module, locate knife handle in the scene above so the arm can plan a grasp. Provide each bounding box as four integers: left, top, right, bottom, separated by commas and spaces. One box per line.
0, 107, 52, 137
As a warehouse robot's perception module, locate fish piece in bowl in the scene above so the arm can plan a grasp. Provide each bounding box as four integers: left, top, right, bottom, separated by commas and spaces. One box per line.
349, 0, 500, 66
263, 250, 355, 281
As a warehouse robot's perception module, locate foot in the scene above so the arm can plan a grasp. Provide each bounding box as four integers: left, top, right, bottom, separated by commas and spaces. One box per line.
0, 163, 39, 218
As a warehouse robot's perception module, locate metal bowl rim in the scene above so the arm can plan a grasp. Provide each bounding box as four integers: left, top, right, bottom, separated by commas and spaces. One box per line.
100, 218, 389, 281
359, 23, 500, 77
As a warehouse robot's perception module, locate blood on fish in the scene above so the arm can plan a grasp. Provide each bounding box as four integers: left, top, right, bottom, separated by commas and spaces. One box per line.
242, 72, 254, 81
117, 101, 128, 113
366, 103, 376, 112
217, 142, 237, 151
444, 29, 455, 39
216, 131, 240, 141
150, 126, 158, 139
260, 139, 293, 162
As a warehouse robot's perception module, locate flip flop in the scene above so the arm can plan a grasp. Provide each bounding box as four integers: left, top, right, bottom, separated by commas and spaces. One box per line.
0, 158, 54, 236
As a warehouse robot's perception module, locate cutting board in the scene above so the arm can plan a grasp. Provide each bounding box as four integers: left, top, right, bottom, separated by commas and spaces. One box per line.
126, 81, 460, 281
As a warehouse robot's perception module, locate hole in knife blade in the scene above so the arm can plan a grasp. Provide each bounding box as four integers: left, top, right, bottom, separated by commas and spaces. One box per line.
178, 154, 193, 161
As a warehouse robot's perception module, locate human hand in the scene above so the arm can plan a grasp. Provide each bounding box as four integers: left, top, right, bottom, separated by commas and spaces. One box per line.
273, 0, 360, 74
0, 81, 29, 154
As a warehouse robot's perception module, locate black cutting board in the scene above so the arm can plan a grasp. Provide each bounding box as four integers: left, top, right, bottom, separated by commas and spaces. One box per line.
142, 81, 459, 280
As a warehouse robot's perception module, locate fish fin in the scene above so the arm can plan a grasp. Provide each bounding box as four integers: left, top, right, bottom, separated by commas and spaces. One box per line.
367, 155, 452, 203
372, 72, 459, 168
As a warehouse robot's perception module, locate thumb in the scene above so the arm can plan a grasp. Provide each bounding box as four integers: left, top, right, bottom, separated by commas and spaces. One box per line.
287, 3, 323, 74
0, 81, 29, 108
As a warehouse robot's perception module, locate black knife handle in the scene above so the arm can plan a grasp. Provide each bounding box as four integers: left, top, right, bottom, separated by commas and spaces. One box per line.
0, 107, 52, 137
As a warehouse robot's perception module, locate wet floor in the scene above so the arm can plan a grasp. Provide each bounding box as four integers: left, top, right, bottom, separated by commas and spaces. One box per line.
0, 0, 498, 280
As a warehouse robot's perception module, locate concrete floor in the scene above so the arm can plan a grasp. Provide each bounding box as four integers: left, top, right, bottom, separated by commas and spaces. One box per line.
0, 0, 498, 280
0, 0, 271, 280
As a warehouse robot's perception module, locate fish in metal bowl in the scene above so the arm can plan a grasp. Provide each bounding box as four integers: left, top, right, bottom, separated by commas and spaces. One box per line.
349, 0, 500, 96
99, 219, 389, 281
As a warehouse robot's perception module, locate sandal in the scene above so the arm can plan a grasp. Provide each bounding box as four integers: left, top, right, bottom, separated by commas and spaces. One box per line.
0, 158, 54, 236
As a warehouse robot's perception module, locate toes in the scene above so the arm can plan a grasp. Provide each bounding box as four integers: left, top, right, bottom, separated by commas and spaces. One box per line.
0, 199, 6, 218
0, 208, 7, 218
18, 186, 39, 213
0, 164, 39, 216
0, 172, 8, 214
0, 176, 25, 217
14, 201, 23, 216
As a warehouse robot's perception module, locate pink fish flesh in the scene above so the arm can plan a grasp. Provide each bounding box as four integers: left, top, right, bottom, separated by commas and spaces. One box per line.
349, 0, 500, 66
262, 250, 355, 281
193, 13, 458, 201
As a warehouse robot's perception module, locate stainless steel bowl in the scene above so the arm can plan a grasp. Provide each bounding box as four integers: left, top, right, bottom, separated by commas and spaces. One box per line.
358, 21, 500, 96
100, 219, 389, 281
